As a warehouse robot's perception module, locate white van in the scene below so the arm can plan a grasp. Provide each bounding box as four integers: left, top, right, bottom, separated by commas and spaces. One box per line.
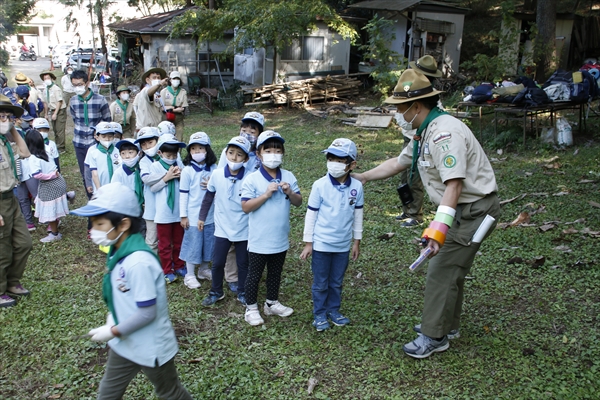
52, 44, 76, 68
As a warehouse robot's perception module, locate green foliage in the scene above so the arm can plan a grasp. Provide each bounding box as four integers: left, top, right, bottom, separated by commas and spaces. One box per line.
0, 49, 9, 67
127, 0, 188, 16
0, 0, 36, 41
360, 16, 405, 101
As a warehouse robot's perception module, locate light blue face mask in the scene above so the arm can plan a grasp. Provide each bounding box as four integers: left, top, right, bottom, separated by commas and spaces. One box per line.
161, 156, 176, 165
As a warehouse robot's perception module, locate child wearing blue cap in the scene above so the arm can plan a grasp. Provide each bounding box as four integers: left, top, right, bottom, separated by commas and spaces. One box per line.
84, 121, 122, 194
300, 138, 364, 332
70, 182, 192, 400
178, 132, 218, 289
136, 127, 162, 251
241, 131, 302, 326
198, 136, 251, 306
111, 138, 144, 206
148, 134, 186, 283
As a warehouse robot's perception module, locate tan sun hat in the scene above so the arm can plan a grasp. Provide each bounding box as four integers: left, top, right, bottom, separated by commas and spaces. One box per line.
0, 94, 25, 117
384, 69, 443, 105
39, 70, 57, 81
14, 72, 29, 85
141, 67, 167, 83
409, 55, 443, 78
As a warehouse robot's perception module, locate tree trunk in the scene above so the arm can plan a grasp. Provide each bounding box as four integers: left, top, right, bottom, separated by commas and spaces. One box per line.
534, 0, 557, 82
95, 0, 108, 63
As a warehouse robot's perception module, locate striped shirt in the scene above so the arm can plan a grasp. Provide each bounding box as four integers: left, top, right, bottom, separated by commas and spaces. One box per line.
69, 91, 111, 148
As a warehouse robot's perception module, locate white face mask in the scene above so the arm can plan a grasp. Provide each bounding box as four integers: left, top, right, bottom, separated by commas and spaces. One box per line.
192, 152, 206, 163
67, 70, 73, 75
172, 80, 180, 88
0, 120, 11, 134
44, 79, 53, 87
262, 153, 283, 169
123, 155, 139, 168
99, 140, 112, 148
120, 93, 130, 101
227, 160, 244, 171
90, 227, 123, 246
161, 156, 176, 165
396, 103, 418, 131
144, 144, 159, 158
151, 79, 161, 87
74, 86, 86, 96
113, 138, 121, 145
40, 131, 49, 139
327, 161, 348, 178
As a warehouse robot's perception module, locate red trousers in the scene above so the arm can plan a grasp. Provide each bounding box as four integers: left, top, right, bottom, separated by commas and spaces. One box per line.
156, 222, 185, 274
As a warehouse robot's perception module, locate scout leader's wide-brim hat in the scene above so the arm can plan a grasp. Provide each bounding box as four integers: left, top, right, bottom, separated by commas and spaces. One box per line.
115, 85, 131, 95
39, 70, 57, 81
14, 73, 29, 85
0, 94, 25, 117
141, 68, 167, 83
384, 69, 443, 105
409, 55, 443, 78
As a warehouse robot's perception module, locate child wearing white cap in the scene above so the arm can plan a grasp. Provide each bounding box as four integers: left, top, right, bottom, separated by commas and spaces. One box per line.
198, 136, 251, 306
157, 121, 176, 137
84, 121, 122, 194
70, 182, 192, 400
160, 71, 188, 141
148, 134, 186, 283
32, 117, 60, 171
111, 139, 144, 207
178, 132, 218, 289
241, 131, 303, 326
300, 138, 364, 332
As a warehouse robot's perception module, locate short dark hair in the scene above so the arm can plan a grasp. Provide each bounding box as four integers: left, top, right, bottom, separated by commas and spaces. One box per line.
70, 70, 88, 83
240, 121, 264, 134
417, 94, 440, 111
103, 211, 144, 234
258, 138, 284, 154
159, 143, 179, 154
326, 153, 353, 164
119, 142, 138, 153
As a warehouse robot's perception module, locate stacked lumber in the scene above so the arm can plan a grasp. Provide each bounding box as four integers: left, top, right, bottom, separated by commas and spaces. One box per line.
243, 75, 362, 106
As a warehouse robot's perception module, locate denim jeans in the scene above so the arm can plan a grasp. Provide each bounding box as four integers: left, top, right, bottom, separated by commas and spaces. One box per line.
311, 250, 349, 317
211, 236, 248, 296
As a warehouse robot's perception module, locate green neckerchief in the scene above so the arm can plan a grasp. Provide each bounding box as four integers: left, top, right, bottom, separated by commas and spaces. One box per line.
97, 143, 115, 180
167, 86, 180, 107
103, 233, 159, 325
158, 158, 176, 211
410, 107, 448, 184
132, 163, 144, 205
0, 135, 18, 180
44, 137, 49, 145
152, 154, 160, 162
45, 82, 54, 104
78, 90, 94, 126
116, 99, 128, 126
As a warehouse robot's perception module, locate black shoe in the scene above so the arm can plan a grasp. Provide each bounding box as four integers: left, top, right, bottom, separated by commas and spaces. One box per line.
400, 218, 422, 227
395, 213, 408, 221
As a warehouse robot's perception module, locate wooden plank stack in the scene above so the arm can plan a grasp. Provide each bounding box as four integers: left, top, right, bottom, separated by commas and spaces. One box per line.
243, 75, 363, 106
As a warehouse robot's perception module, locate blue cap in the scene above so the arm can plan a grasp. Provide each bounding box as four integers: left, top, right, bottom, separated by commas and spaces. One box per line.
115, 138, 140, 151
157, 134, 185, 150
71, 182, 141, 217
135, 127, 160, 143
241, 112, 265, 130
21, 113, 34, 121
322, 138, 358, 160
15, 85, 29, 98
110, 122, 123, 135
256, 130, 285, 148
188, 132, 211, 147
93, 121, 117, 134
227, 136, 251, 155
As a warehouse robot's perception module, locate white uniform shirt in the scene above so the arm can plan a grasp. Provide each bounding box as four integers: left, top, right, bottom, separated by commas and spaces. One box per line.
45, 140, 59, 160
28, 154, 58, 177
206, 166, 249, 241
241, 167, 300, 254
179, 162, 216, 226
61, 75, 75, 94
108, 250, 178, 368
139, 155, 157, 220
84, 144, 122, 192
307, 174, 364, 252
218, 147, 261, 173
111, 164, 139, 194
149, 159, 184, 224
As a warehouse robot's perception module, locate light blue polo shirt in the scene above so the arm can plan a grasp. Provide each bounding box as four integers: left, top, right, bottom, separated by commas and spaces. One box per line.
207, 166, 249, 241
149, 159, 184, 224
179, 162, 216, 226
241, 166, 300, 254
139, 155, 157, 220
84, 144, 122, 192
108, 249, 178, 368
218, 147, 261, 172
307, 174, 364, 252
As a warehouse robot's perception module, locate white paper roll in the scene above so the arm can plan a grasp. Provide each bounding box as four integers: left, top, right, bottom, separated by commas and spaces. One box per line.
471, 215, 496, 244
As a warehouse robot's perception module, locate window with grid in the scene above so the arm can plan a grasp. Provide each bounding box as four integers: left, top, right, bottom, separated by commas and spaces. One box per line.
281, 36, 324, 61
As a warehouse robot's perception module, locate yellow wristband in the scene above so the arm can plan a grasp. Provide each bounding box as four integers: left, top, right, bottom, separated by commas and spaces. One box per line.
422, 227, 446, 246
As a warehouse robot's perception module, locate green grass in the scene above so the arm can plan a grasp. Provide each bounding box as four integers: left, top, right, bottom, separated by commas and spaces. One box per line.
1, 105, 599, 399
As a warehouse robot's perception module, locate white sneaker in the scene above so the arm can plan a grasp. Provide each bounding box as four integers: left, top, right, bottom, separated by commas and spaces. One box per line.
40, 232, 62, 243
263, 300, 293, 317
197, 268, 212, 280
244, 304, 264, 326
67, 191, 76, 204
183, 275, 201, 289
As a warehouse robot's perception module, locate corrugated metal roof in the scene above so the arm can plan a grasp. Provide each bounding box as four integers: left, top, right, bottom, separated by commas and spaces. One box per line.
107, 7, 196, 34
349, 0, 469, 13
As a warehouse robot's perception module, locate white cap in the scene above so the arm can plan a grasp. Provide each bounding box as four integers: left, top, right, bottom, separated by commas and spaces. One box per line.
257, 130, 285, 147
241, 112, 265, 130
71, 182, 141, 217
135, 127, 161, 142
94, 121, 117, 134
157, 134, 185, 150
157, 121, 176, 136
115, 138, 140, 151
227, 136, 251, 155
32, 118, 50, 130
110, 122, 123, 135
188, 132, 211, 147
169, 71, 181, 79
322, 138, 358, 160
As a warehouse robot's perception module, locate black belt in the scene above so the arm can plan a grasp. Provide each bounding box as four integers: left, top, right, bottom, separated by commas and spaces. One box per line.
1, 191, 14, 200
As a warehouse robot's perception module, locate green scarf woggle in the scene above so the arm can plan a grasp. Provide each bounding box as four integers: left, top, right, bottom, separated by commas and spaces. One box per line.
97, 143, 115, 180
116, 99, 128, 126
167, 86, 180, 107
0, 135, 18, 180
78, 90, 94, 126
409, 106, 448, 185
158, 158, 176, 211
103, 233, 159, 325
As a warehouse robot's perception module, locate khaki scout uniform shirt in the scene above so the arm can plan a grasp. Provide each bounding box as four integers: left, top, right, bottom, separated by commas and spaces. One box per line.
398, 114, 497, 205
160, 87, 188, 109
0, 139, 18, 193
133, 86, 163, 129
43, 84, 67, 111
110, 100, 135, 127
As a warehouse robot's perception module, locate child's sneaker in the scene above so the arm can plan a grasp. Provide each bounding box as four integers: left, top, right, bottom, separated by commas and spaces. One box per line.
66, 191, 76, 204
327, 311, 350, 326
237, 292, 247, 305
164, 273, 177, 284
197, 268, 212, 280
263, 300, 293, 317
227, 281, 238, 293
183, 275, 201, 289
27, 223, 35, 232
312, 315, 330, 332
201, 291, 225, 306
244, 304, 264, 326
40, 232, 62, 243
175, 267, 187, 277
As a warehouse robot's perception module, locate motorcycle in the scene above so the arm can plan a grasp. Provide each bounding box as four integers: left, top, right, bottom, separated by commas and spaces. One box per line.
19, 48, 37, 61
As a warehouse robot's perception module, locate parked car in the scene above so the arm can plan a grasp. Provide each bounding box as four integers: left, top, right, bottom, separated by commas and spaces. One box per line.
51, 44, 75, 68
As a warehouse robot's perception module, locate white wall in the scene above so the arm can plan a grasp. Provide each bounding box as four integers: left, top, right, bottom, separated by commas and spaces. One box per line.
416, 11, 465, 74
